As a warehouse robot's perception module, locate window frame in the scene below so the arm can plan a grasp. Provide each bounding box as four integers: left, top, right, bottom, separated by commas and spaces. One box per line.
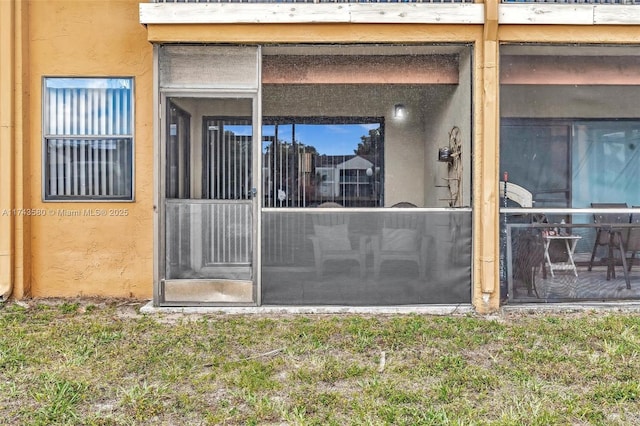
261, 116, 385, 208
42, 76, 135, 202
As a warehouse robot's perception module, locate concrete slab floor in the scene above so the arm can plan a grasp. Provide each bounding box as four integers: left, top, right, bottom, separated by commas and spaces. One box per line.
140, 300, 640, 316
140, 301, 475, 316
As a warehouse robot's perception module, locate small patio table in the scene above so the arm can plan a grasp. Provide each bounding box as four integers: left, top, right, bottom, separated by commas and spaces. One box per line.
543, 233, 582, 277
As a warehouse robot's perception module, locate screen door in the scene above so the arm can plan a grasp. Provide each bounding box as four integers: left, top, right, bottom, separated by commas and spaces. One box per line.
161, 96, 258, 304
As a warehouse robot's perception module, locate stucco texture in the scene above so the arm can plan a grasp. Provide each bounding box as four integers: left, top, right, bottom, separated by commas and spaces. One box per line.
28, 0, 154, 298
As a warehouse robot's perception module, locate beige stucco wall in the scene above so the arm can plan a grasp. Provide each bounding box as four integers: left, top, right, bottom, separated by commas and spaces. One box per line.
423, 48, 473, 208
0, 0, 17, 300
27, 0, 154, 298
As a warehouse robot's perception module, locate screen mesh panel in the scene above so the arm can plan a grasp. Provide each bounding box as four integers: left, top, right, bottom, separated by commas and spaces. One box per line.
159, 45, 259, 89
166, 201, 253, 281
261, 209, 471, 305
502, 211, 640, 303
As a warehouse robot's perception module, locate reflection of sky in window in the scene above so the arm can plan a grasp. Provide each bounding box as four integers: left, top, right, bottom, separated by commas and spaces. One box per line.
45, 78, 132, 90
260, 123, 380, 155
45, 78, 133, 135
226, 125, 253, 136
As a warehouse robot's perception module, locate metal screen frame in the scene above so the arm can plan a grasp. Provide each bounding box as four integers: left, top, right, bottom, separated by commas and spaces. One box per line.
154, 44, 262, 307
158, 91, 261, 306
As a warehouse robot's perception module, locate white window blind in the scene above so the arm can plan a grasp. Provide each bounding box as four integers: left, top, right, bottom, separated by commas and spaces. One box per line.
43, 78, 133, 200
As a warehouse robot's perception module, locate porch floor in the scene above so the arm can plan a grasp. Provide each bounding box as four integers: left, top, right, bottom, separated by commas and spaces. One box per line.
509, 263, 640, 303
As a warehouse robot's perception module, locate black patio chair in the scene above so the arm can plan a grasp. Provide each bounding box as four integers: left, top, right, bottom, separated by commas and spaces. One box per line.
588, 203, 629, 271
622, 207, 640, 275
606, 212, 640, 290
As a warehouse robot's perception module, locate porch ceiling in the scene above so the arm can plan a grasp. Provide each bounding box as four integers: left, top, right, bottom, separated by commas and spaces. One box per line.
262, 54, 459, 84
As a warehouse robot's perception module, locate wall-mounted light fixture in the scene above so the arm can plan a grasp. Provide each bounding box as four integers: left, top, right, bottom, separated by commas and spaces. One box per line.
393, 103, 407, 119
438, 146, 452, 163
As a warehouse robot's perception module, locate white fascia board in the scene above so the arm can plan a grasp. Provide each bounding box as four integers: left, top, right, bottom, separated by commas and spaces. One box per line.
594, 5, 640, 25
500, 3, 640, 26
499, 4, 595, 25
139, 2, 485, 25
140, 3, 350, 24
348, 3, 484, 24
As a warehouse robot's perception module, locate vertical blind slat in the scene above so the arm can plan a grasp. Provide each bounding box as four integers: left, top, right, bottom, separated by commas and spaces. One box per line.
79, 91, 86, 195
64, 136, 71, 196
72, 90, 78, 195
49, 90, 57, 195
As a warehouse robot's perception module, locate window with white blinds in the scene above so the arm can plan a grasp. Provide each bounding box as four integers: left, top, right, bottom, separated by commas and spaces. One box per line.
43, 78, 134, 200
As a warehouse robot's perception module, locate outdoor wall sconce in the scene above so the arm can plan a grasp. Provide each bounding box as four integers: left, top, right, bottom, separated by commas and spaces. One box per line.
438, 126, 461, 163
393, 103, 407, 119
438, 146, 452, 163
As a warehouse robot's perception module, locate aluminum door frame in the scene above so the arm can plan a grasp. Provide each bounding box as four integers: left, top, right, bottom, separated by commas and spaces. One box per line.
156, 89, 261, 306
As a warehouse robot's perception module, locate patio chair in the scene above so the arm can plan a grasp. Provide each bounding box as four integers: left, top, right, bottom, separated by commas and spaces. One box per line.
308, 202, 366, 278
498, 181, 545, 293
371, 204, 427, 279
588, 203, 629, 271
606, 212, 640, 290
391, 202, 417, 208
627, 207, 640, 273
514, 230, 544, 297
499, 181, 533, 208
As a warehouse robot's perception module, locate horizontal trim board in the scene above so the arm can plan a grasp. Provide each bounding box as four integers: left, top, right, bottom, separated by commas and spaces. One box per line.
145, 23, 483, 44
594, 5, 640, 25
141, 3, 640, 26
499, 4, 594, 25
500, 4, 640, 25
139, 3, 485, 24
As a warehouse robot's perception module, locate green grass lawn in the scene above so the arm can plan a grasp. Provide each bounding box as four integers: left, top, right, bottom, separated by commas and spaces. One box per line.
1, 299, 640, 425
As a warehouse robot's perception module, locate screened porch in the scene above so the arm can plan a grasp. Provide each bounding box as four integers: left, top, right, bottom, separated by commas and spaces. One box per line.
500, 44, 640, 303
158, 44, 474, 306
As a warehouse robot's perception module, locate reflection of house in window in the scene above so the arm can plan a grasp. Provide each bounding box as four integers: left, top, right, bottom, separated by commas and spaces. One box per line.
314, 155, 380, 206
262, 119, 383, 207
